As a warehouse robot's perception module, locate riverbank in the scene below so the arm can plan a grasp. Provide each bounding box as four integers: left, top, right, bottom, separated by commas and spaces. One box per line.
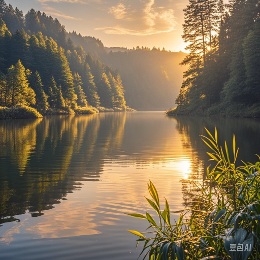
0, 105, 135, 119
0, 106, 43, 119
166, 103, 260, 118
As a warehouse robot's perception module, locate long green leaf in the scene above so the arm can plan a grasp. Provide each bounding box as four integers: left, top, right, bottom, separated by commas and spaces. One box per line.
225, 141, 230, 164
148, 181, 160, 207
205, 127, 214, 141
127, 213, 146, 219
214, 209, 226, 223
146, 212, 159, 229
127, 230, 146, 239
146, 197, 160, 215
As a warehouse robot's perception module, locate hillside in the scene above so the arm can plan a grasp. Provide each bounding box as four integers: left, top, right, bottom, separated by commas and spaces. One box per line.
66, 31, 186, 110
0, 1, 127, 114
100, 49, 186, 110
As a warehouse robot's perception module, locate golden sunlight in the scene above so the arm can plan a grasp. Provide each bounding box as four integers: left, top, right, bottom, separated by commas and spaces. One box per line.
165, 159, 192, 179
177, 159, 192, 179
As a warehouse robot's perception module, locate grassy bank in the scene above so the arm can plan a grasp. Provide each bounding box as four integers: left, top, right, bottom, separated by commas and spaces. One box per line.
166, 103, 260, 118
74, 106, 99, 114
0, 105, 136, 119
0, 106, 43, 119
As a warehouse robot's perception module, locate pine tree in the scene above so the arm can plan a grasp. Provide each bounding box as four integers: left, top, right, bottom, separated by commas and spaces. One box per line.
108, 72, 126, 108
56, 85, 65, 109
98, 72, 113, 108
0, 18, 11, 72
30, 71, 49, 112
25, 9, 41, 33
48, 76, 65, 109
6, 60, 35, 107
176, 0, 221, 108
73, 72, 88, 107
9, 29, 32, 69
221, 41, 247, 104
82, 63, 100, 107
243, 18, 260, 103
0, 72, 7, 106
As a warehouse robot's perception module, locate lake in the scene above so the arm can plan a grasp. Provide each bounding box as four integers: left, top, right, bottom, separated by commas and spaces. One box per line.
0, 112, 260, 260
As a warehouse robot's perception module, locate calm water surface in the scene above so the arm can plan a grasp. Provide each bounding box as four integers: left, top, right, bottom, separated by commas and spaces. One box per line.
0, 112, 260, 260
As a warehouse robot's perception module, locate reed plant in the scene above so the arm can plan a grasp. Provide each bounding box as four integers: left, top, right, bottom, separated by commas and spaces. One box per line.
128, 128, 260, 259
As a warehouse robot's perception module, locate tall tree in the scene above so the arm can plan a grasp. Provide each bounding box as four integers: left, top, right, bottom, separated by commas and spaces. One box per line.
176, 0, 220, 108
48, 76, 65, 109
29, 71, 49, 112
82, 63, 100, 107
98, 72, 113, 108
108, 72, 126, 108
25, 9, 41, 33
6, 60, 35, 107
73, 72, 88, 107
243, 18, 260, 103
0, 18, 11, 72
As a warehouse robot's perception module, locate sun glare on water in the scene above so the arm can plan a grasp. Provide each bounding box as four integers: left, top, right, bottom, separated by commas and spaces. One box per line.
165, 159, 192, 179
178, 159, 192, 179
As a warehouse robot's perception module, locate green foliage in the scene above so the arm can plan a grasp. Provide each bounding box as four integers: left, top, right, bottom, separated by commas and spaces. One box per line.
0, 105, 42, 119
74, 106, 98, 114
0, 0, 129, 112
174, 0, 260, 117
6, 60, 35, 107
48, 77, 65, 109
128, 128, 260, 259
98, 72, 113, 108
73, 72, 88, 107
243, 19, 260, 103
29, 71, 49, 112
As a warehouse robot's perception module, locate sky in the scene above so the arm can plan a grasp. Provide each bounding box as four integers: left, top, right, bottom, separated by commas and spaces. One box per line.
5, 0, 189, 52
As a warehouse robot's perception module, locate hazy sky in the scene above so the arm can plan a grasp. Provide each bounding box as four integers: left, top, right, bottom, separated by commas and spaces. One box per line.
5, 0, 189, 51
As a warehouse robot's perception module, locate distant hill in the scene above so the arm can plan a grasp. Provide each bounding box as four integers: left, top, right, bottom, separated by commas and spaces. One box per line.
100, 49, 186, 110
66, 31, 186, 110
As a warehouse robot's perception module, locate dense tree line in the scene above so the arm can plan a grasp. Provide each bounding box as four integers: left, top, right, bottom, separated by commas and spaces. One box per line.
172, 0, 260, 116
100, 48, 186, 110
0, 0, 126, 113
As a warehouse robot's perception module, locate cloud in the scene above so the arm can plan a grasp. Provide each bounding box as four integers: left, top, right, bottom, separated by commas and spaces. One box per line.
40, 3, 82, 20
98, 0, 177, 35
95, 25, 174, 36
109, 3, 127, 19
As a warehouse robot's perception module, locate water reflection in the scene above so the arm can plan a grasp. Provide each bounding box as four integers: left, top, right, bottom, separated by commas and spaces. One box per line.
171, 116, 260, 209
1, 113, 259, 260
0, 113, 126, 226
173, 116, 260, 173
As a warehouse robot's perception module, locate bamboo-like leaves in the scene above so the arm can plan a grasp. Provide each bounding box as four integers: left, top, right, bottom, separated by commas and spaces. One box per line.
127, 213, 146, 219
148, 181, 160, 207
127, 128, 260, 260
127, 230, 146, 239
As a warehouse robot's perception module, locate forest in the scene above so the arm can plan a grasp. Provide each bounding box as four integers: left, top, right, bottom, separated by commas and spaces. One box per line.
64, 30, 187, 110
167, 0, 260, 117
0, 0, 186, 116
0, 0, 127, 117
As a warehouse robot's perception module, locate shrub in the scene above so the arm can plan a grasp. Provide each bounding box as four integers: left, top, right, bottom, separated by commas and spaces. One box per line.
128, 128, 260, 259
74, 106, 98, 114
0, 106, 42, 119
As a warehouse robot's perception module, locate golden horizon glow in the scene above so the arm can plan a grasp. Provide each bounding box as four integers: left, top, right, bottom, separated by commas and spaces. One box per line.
5, 0, 190, 52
